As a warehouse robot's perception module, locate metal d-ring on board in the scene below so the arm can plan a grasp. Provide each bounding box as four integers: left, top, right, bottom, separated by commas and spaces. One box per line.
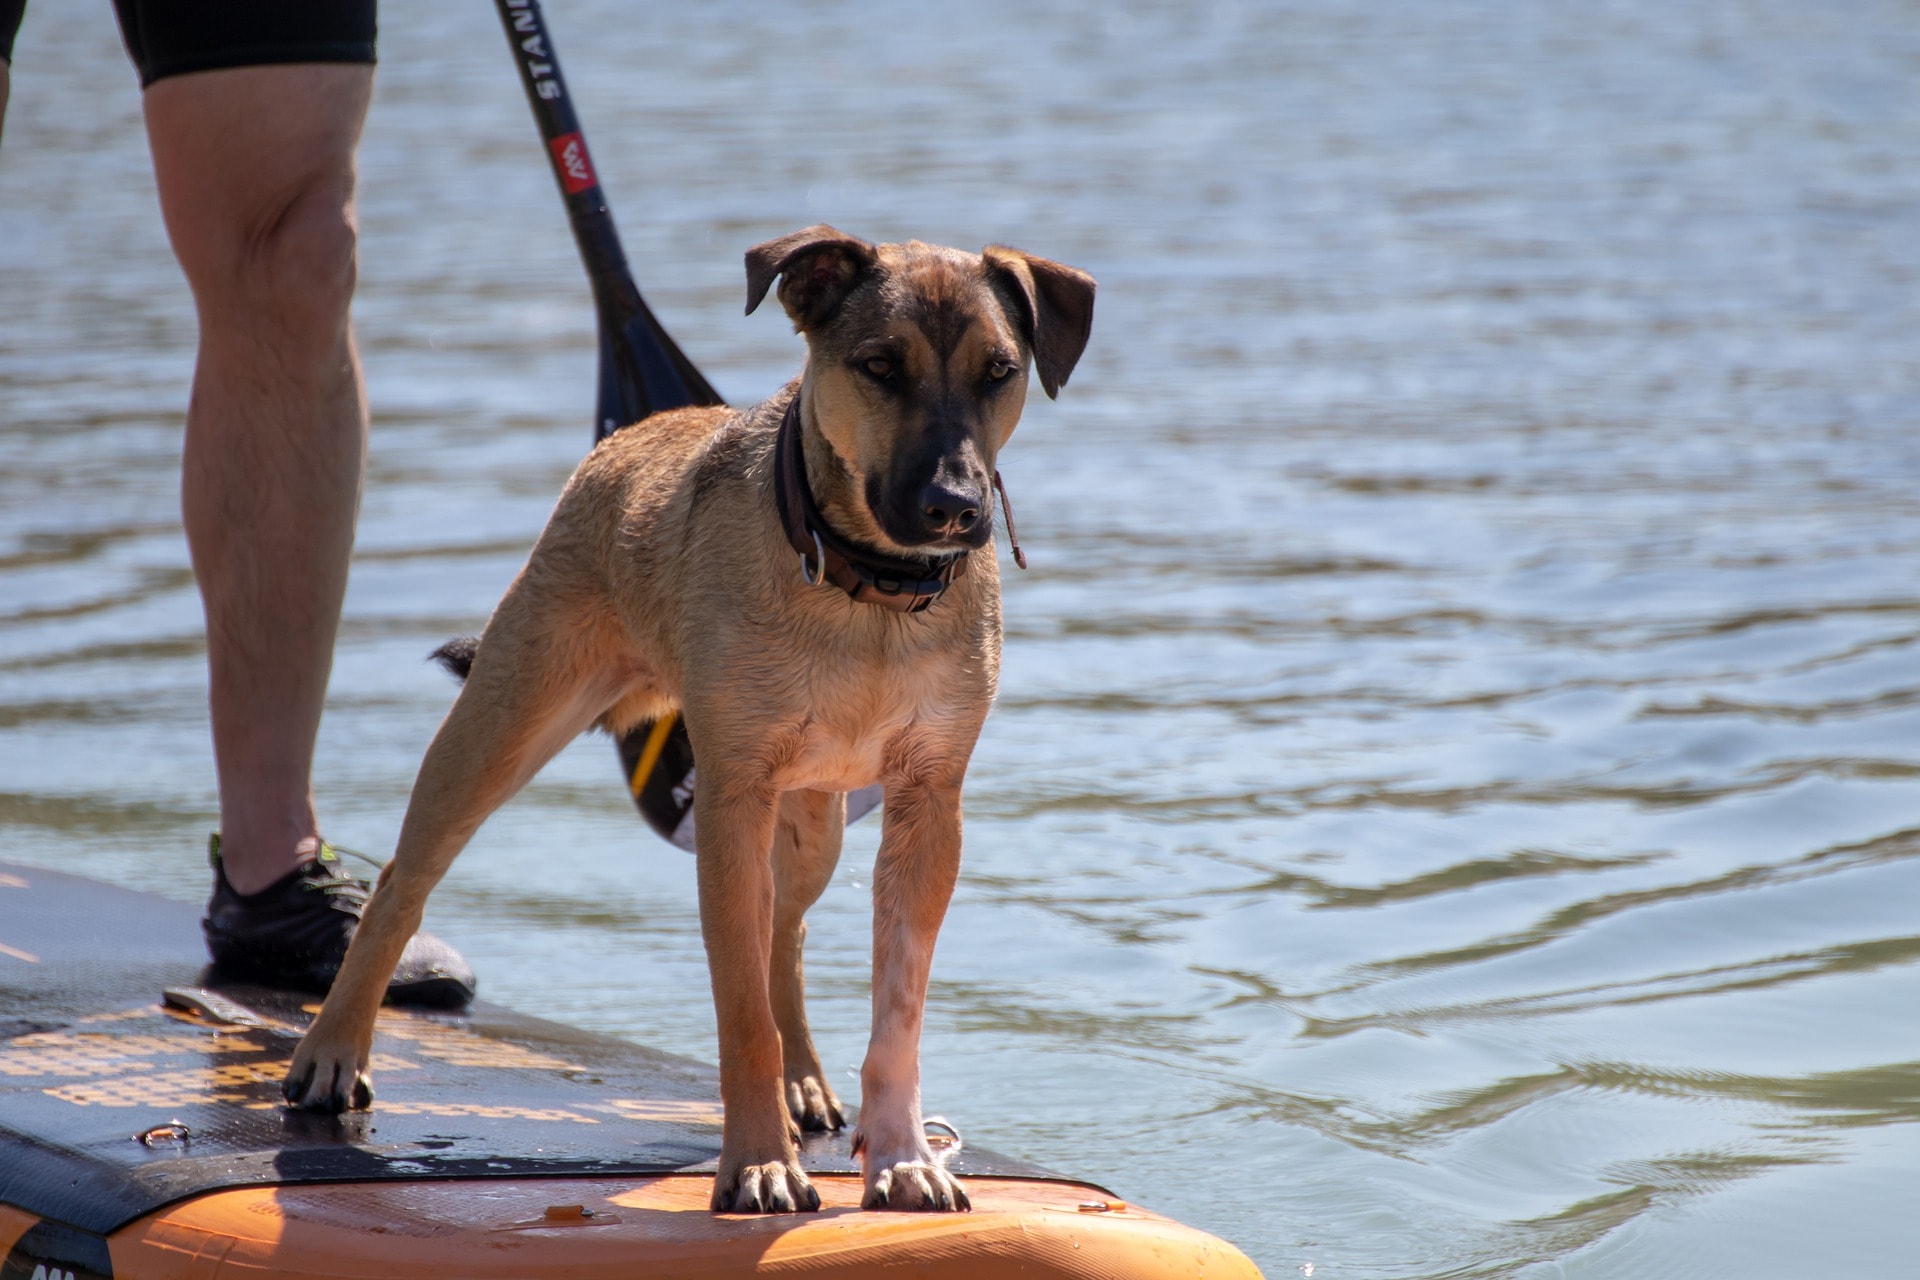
134, 1120, 191, 1147
922, 1116, 963, 1156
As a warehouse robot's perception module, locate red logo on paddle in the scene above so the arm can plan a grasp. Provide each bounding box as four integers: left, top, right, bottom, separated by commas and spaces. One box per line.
549, 132, 596, 194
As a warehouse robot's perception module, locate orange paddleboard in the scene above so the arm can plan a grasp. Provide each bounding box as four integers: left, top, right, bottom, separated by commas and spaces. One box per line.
0, 863, 1261, 1278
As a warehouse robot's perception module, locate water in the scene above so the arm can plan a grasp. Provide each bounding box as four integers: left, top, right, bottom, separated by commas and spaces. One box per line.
4, 1, 1919, 1274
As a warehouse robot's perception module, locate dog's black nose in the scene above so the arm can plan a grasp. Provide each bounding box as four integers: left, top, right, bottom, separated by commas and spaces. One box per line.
921, 483, 983, 536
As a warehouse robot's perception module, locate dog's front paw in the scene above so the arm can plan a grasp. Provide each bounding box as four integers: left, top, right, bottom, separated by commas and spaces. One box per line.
860, 1158, 970, 1212
282, 1028, 373, 1114
851, 1129, 970, 1212
711, 1156, 820, 1214
785, 1070, 845, 1133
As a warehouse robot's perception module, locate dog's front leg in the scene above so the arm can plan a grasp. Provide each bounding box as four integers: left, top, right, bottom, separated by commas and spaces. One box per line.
698, 767, 820, 1213
852, 774, 971, 1212
771, 788, 847, 1133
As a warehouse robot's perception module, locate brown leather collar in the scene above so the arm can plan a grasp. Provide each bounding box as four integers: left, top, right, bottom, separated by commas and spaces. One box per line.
774, 396, 969, 614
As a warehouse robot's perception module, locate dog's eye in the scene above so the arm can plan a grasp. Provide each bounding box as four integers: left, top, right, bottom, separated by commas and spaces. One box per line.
864, 357, 895, 380
986, 360, 1017, 383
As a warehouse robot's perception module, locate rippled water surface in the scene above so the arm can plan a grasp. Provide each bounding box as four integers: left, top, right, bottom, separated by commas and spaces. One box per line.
5, 2, 1920, 1274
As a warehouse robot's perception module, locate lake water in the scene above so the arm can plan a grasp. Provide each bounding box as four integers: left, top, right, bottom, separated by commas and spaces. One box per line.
4, 1, 1919, 1275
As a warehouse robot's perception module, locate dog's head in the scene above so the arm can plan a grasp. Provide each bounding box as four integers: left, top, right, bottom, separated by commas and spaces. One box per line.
746, 226, 1095, 554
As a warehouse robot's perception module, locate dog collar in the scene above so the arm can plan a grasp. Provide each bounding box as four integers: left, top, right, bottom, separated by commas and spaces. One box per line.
773, 396, 969, 614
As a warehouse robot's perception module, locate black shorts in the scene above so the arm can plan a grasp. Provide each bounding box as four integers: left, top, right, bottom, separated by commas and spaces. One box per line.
0, 2, 377, 87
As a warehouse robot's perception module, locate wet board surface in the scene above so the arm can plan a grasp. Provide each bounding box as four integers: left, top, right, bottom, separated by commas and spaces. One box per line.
0, 861, 1061, 1235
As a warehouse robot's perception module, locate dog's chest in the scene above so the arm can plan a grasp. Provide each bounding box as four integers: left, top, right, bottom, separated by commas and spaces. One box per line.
771, 640, 983, 793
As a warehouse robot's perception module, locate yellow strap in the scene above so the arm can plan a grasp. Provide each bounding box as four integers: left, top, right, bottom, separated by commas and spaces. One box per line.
628, 714, 678, 798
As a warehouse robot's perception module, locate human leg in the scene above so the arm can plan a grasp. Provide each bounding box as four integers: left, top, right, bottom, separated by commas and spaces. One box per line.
139, 58, 473, 1006
145, 63, 371, 896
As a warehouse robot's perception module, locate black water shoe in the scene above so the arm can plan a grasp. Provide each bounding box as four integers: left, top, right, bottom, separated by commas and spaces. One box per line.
202, 835, 476, 1009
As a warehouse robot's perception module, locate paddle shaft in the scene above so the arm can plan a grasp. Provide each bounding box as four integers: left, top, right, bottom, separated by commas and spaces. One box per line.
495, 0, 722, 435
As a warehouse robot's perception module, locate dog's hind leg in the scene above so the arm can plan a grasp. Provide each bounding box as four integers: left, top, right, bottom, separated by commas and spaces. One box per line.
771, 788, 847, 1133
285, 591, 631, 1113
851, 765, 971, 1212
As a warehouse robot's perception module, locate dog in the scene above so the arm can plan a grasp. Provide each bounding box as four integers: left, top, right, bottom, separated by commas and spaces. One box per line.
282, 226, 1095, 1214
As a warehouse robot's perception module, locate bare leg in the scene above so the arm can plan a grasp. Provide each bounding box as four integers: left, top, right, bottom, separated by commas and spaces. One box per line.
771, 789, 847, 1132
144, 66, 372, 893
853, 776, 970, 1211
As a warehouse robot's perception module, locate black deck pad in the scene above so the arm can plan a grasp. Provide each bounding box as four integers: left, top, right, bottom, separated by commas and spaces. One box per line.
0, 861, 1056, 1234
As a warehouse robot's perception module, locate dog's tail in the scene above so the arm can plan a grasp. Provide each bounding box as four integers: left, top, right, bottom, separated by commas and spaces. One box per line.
430, 637, 479, 682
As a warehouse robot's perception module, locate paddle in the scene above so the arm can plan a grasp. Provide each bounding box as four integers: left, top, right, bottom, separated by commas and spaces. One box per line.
492, 0, 881, 847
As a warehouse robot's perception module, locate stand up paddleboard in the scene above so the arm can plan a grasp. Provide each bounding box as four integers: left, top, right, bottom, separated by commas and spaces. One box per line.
0, 862, 1261, 1278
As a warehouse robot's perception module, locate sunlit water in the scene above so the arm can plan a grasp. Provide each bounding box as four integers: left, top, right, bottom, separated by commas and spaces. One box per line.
5, 2, 1920, 1275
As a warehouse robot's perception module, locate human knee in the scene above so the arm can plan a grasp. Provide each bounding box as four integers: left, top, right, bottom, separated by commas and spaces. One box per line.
144, 64, 373, 352
259, 181, 360, 332
179, 174, 360, 351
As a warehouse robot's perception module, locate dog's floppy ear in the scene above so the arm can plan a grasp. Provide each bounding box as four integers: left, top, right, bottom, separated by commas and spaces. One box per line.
981, 246, 1096, 398
745, 225, 879, 330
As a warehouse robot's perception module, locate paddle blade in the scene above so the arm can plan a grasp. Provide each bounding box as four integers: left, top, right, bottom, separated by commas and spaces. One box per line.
614, 713, 883, 851
595, 293, 724, 836
595, 282, 725, 439
616, 714, 698, 846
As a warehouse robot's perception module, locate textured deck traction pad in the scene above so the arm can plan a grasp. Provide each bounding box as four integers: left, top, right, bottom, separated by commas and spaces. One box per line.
0, 861, 1054, 1235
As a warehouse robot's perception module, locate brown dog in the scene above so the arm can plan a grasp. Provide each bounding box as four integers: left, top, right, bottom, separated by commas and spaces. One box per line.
282, 226, 1094, 1214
